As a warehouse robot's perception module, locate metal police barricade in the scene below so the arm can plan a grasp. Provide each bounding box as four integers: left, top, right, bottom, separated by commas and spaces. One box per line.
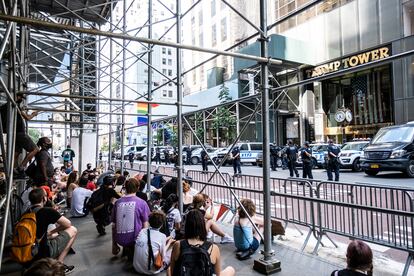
316, 181, 414, 275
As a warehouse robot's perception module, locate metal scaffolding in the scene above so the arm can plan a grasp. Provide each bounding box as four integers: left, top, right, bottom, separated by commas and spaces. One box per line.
2, 0, 414, 273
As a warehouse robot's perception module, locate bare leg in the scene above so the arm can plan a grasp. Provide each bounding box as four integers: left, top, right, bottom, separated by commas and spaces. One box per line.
221, 266, 235, 276
20, 148, 39, 168
57, 226, 77, 262
206, 220, 225, 238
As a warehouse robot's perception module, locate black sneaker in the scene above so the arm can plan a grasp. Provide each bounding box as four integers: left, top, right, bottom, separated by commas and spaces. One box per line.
64, 264, 75, 275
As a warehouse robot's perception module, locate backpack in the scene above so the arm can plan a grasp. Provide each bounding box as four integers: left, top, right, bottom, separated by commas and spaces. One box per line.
86, 188, 106, 213
177, 240, 213, 276
10, 208, 42, 263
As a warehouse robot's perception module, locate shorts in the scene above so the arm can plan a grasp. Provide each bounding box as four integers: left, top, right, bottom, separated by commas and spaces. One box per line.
15, 133, 37, 153
47, 231, 71, 258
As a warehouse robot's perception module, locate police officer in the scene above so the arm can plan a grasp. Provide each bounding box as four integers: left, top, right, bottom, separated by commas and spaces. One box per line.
285, 140, 299, 177
270, 143, 280, 171
155, 147, 161, 164
301, 141, 313, 179
231, 146, 242, 177
163, 148, 170, 165
128, 151, 134, 169
327, 139, 341, 181
186, 146, 192, 165
200, 148, 208, 173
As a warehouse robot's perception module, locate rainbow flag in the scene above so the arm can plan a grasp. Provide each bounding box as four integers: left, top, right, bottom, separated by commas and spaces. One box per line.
137, 102, 159, 126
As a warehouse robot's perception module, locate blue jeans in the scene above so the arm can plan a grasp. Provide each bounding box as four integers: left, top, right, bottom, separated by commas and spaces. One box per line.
233, 159, 242, 174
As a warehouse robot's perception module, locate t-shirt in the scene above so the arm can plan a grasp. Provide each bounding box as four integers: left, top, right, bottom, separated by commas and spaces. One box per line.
133, 228, 167, 275
33, 207, 62, 256
62, 149, 75, 161
331, 269, 367, 276
70, 187, 93, 217
166, 207, 181, 238
231, 148, 240, 160
112, 195, 150, 246
33, 150, 54, 183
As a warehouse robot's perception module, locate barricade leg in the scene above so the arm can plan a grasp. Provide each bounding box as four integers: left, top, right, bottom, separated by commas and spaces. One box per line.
324, 233, 338, 248
402, 253, 413, 276
300, 229, 313, 252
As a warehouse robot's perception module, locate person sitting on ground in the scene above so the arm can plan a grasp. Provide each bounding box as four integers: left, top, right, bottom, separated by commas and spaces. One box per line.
181, 194, 233, 244
170, 209, 235, 276
66, 171, 78, 209
28, 188, 77, 273
161, 194, 181, 238
65, 161, 74, 175
88, 175, 121, 235
23, 258, 65, 276
86, 173, 97, 191
331, 240, 373, 276
133, 210, 175, 275
150, 170, 166, 189
31, 137, 54, 187
70, 177, 93, 217
182, 181, 193, 212
136, 179, 149, 202
233, 198, 264, 260
112, 178, 150, 259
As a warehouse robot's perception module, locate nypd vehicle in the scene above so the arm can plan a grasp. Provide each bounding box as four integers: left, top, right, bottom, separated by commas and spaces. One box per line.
216, 142, 263, 166
338, 140, 369, 171
297, 143, 340, 169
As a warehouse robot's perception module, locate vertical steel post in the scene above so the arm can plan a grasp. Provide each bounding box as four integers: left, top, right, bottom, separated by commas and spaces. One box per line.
79, 21, 84, 172
176, 0, 183, 214
120, 0, 127, 173
236, 101, 240, 137
146, 0, 153, 189
253, 0, 281, 273
203, 111, 206, 145
95, 25, 101, 168
108, 2, 114, 168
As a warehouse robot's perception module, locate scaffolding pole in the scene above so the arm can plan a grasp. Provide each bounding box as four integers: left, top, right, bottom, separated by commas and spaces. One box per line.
108, 2, 114, 168
176, 0, 183, 214
146, 0, 153, 189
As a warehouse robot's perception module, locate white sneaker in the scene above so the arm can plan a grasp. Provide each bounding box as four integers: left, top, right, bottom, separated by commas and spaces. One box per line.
220, 235, 234, 244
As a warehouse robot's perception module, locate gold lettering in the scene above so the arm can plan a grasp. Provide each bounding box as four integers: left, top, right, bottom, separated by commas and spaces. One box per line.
349, 56, 359, 67
333, 61, 341, 71
371, 49, 379, 60
357, 52, 370, 64
379, 47, 389, 58
342, 57, 350, 68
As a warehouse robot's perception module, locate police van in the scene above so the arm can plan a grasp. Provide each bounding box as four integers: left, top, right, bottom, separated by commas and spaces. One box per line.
216, 142, 263, 166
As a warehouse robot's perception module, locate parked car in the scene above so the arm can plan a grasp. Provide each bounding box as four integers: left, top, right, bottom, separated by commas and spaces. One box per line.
182, 145, 213, 163
255, 144, 284, 168
139, 146, 175, 161
216, 142, 263, 166
115, 145, 146, 160
338, 140, 369, 171
361, 122, 414, 177
188, 147, 217, 165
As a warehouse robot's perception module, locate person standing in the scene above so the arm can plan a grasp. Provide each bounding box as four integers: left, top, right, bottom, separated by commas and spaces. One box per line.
327, 139, 341, 181
200, 149, 208, 173
61, 145, 75, 167
270, 143, 279, 171
301, 142, 313, 180
285, 140, 299, 178
128, 151, 135, 169
163, 148, 170, 165
186, 147, 192, 165
31, 137, 54, 187
231, 146, 242, 177
155, 147, 161, 164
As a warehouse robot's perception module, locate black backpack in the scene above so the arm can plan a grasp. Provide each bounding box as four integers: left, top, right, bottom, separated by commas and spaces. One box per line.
176, 240, 213, 276
86, 188, 106, 213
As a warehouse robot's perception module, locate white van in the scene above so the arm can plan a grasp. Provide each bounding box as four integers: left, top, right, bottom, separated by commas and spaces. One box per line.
216, 142, 263, 166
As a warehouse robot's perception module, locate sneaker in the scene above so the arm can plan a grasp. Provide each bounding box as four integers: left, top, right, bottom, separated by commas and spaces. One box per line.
64, 264, 75, 275
220, 235, 234, 244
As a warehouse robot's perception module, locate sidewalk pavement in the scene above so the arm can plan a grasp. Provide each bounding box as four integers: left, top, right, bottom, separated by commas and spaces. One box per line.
66, 216, 341, 276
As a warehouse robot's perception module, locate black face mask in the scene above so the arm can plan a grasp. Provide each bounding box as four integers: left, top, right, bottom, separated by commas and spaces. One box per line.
44, 143, 52, 150
16, 98, 23, 104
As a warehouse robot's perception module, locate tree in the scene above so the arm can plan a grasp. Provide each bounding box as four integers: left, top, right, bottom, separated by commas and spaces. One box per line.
212, 84, 236, 145
28, 128, 41, 143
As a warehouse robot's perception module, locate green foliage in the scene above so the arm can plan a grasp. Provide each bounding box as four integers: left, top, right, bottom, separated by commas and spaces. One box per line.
156, 129, 164, 145
28, 128, 41, 143
194, 112, 204, 142
212, 84, 237, 144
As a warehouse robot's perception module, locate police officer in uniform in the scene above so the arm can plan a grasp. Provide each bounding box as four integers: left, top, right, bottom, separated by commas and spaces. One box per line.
186, 147, 192, 165
231, 146, 242, 177
163, 148, 170, 165
301, 141, 313, 179
200, 148, 208, 173
327, 139, 341, 181
270, 143, 279, 171
285, 140, 299, 177
155, 147, 161, 164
